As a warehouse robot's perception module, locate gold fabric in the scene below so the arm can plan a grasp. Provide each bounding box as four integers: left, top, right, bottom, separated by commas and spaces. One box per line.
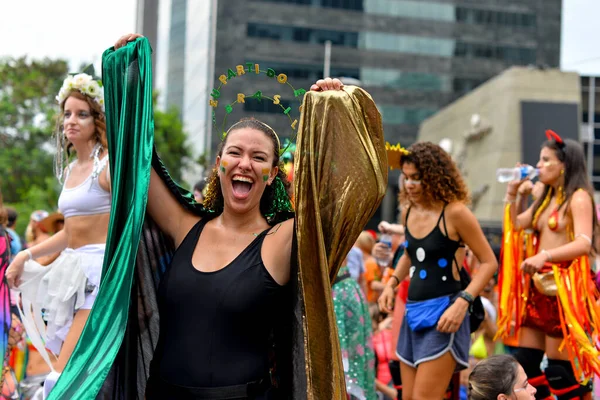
294, 85, 388, 399
532, 270, 558, 296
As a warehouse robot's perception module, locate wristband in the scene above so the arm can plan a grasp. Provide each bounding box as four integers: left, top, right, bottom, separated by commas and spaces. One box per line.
24, 249, 33, 261
541, 249, 553, 262
389, 275, 400, 287
458, 290, 474, 305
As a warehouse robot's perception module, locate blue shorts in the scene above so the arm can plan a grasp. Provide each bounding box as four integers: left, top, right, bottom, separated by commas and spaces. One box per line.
396, 298, 470, 371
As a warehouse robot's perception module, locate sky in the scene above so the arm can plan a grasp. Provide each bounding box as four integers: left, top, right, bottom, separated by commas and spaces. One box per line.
0, 0, 137, 72
0, 0, 599, 75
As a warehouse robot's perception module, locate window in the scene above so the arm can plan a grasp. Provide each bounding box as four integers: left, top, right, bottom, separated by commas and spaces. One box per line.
361, 68, 451, 91
453, 78, 486, 93
249, 61, 360, 82
250, 0, 362, 9
360, 32, 455, 57
321, 0, 363, 11
247, 23, 283, 40
456, 7, 536, 29
454, 41, 536, 65
248, 23, 535, 64
364, 0, 454, 20
247, 23, 359, 48
250, 0, 311, 4
378, 105, 437, 125
244, 98, 294, 114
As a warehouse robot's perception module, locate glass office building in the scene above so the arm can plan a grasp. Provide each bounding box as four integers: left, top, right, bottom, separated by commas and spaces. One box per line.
211, 0, 560, 151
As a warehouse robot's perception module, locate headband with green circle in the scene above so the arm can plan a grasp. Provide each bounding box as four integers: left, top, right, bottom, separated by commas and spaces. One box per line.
209, 63, 306, 155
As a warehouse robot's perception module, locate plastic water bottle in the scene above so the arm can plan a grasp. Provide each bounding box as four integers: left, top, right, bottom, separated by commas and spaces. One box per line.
377, 234, 393, 267
496, 165, 538, 183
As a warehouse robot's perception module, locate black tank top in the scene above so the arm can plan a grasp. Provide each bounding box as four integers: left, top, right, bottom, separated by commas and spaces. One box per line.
405, 206, 462, 301
149, 216, 289, 388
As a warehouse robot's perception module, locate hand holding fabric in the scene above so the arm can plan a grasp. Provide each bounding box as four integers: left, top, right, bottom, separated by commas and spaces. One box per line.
310, 77, 343, 91
521, 253, 546, 275
6, 254, 26, 288
114, 33, 144, 50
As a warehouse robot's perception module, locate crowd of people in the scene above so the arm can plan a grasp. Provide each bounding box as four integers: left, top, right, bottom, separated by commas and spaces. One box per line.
0, 32, 599, 400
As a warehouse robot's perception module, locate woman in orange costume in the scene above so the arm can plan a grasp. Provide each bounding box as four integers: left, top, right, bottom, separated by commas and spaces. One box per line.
497, 130, 600, 400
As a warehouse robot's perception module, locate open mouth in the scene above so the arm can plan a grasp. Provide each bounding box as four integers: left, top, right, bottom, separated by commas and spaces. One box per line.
232, 175, 254, 198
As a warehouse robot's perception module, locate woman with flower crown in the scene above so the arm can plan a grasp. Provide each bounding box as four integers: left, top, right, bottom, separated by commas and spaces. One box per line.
496, 131, 600, 400
6, 72, 111, 397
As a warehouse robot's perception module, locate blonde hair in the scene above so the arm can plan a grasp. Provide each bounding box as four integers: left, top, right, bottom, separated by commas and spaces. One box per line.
355, 231, 375, 253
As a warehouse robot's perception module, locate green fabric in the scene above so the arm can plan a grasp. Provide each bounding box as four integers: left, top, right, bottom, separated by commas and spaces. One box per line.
48, 38, 157, 399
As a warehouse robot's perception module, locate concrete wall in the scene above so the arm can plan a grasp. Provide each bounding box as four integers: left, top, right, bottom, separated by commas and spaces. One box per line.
418, 67, 580, 224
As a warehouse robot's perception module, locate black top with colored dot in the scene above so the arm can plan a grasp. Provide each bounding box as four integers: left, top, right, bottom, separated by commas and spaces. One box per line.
405, 206, 462, 301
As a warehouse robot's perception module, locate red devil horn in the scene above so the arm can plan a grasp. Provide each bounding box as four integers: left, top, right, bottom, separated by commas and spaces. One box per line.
545, 129, 563, 144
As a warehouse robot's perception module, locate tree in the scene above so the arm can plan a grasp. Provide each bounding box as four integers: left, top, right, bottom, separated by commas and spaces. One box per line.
153, 103, 193, 183
0, 57, 68, 234
0, 57, 68, 202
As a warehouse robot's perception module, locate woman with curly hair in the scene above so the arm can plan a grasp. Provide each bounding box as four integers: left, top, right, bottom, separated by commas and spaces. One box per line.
379, 142, 497, 400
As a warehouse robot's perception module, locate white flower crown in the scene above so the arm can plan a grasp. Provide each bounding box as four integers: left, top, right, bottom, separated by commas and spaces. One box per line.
55, 73, 105, 112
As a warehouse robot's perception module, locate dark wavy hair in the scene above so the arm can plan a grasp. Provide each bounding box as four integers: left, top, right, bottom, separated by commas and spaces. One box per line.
468, 355, 520, 400
399, 142, 470, 206
202, 118, 292, 225
532, 138, 599, 251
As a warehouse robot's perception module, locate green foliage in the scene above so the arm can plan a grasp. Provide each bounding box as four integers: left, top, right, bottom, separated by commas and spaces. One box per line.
0, 57, 68, 234
6, 176, 59, 237
153, 104, 193, 183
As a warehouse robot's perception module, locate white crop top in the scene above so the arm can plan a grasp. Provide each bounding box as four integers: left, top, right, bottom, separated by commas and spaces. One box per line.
57, 157, 111, 219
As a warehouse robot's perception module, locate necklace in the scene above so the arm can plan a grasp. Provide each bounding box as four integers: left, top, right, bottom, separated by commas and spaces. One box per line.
252, 223, 282, 237
533, 187, 565, 231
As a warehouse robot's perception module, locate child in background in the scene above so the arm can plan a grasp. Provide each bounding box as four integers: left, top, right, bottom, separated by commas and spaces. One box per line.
370, 305, 397, 400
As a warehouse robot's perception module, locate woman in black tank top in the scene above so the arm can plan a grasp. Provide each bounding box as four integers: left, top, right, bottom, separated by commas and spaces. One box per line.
144, 116, 300, 400
378, 142, 497, 400
131, 76, 383, 400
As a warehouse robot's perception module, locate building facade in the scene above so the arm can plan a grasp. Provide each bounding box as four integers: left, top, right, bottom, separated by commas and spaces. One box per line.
139, 0, 562, 222
138, 0, 215, 163
136, 0, 159, 84
210, 0, 561, 155
581, 75, 600, 195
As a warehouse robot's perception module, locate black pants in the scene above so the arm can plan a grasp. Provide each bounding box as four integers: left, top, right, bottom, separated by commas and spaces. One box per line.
145, 375, 278, 400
